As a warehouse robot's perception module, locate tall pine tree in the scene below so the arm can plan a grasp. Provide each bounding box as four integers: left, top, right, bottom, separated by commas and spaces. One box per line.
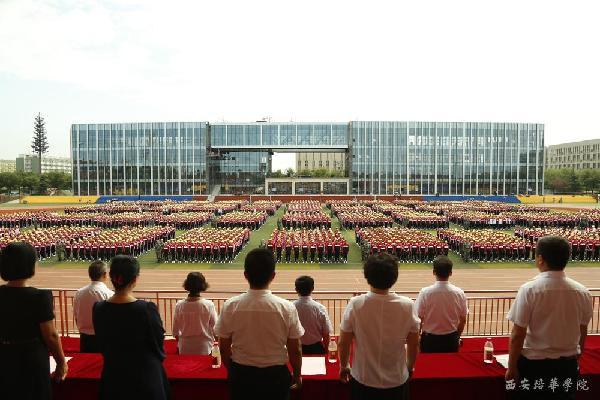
31, 113, 49, 174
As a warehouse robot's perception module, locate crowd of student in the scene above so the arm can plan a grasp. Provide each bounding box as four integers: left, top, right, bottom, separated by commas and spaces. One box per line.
281, 210, 332, 229
515, 227, 600, 261
391, 209, 449, 229
0, 226, 100, 259
64, 200, 247, 215
214, 211, 268, 230
155, 212, 213, 229
0, 236, 595, 400
446, 211, 515, 229
337, 209, 394, 228
161, 227, 250, 263
266, 228, 349, 263
356, 227, 448, 262
64, 227, 175, 261
239, 200, 282, 215
286, 200, 322, 212
506, 210, 584, 228
438, 228, 532, 262
0, 211, 39, 228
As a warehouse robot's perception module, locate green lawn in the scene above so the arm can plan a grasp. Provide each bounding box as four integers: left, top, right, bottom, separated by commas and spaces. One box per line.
28, 205, 600, 270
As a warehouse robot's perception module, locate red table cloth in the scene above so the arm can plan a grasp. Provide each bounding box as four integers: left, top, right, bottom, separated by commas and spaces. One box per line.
58, 335, 600, 356
54, 337, 600, 400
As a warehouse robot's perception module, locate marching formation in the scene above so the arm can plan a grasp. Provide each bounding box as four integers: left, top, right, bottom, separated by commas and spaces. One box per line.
1, 198, 599, 266
266, 228, 349, 263
214, 211, 268, 229
161, 227, 250, 263
64, 226, 175, 261
0, 226, 101, 259
438, 229, 532, 262
515, 227, 600, 261
356, 227, 448, 262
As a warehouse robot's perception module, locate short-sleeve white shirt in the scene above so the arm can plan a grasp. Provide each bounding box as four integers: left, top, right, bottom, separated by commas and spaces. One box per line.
215, 289, 305, 367
293, 296, 333, 345
507, 270, 593, 359
73, 281, 114, 335
340, 292, 420, 389
172, 298, 218, 354
414, 281, 469, 335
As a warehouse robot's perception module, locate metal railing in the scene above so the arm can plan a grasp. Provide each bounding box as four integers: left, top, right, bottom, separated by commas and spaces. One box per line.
49, 288, 600, 338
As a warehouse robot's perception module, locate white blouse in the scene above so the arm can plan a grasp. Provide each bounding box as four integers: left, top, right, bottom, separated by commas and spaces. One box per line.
172, 297, 218, 355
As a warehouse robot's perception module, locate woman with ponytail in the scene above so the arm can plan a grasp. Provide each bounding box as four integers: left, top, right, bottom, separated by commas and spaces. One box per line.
92, 255, 170, 400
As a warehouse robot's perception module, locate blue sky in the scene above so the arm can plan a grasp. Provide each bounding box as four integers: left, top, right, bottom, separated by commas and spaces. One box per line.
1, 0, 599, 171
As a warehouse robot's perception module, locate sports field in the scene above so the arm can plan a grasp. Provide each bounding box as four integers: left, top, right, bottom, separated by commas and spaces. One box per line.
3, 201, 599, 292
28, 203, 600, 270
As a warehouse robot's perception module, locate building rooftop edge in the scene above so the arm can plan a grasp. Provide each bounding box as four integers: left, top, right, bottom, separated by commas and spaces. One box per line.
546, 138, 600, 148
70, 120, 545, 126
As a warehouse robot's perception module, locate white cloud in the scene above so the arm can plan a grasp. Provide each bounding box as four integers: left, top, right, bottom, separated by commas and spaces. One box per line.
0, 0, 599, 156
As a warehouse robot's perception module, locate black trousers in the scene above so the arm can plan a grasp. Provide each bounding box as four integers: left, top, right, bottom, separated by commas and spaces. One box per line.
350, 378, 409, 400
511, 355, 579, 400
79, 333, 100, 353
302, 342, 326, 355
229, 362, 291, 400
419, 331, 459, 353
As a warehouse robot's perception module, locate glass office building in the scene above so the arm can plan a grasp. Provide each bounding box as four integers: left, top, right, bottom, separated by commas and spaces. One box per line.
72, 121, 544, 196
350, 121, 544, 196
71, 122, 208, 195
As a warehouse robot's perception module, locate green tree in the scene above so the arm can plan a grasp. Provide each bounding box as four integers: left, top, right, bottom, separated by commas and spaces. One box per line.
0, 172, 22, 194
579, 169, 600, 193
270, 169, 285, 178
544, 169, 571, 193
313, 168, 330, 178
564, 169, 581, 193
20, 172, 40, 194
284, 168, 295, 177
31, 113, 49, 174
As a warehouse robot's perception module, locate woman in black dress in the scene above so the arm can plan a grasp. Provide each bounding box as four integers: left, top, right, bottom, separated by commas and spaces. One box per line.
93, 254, 170, 400
0, 242, 68, 400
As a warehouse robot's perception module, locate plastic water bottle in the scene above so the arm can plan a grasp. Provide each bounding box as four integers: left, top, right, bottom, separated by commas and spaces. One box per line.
211, 345, 221, 368
483, 338, 494, 364
328, 338, 338, 363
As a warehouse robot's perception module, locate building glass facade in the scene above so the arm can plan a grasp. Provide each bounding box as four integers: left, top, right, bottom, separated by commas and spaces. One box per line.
72, 120, 544, 196
72, 122, 207, 195
209, 123, 349, 148
350, 121, 544, 195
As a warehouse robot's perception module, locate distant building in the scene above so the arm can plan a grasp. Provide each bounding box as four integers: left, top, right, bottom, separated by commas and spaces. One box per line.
0, 159, 16, 173
297, 152, 346, 173
545, 139, 600, 170
72, 121, 544, 196
16, 154, 71, 174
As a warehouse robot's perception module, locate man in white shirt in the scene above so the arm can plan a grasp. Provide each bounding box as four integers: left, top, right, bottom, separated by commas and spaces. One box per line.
293, 275, 333, 354
414, 255, 468, 353
73, 260, 114, 352
506, 236, 593, 399
338, 253, 420, 400
216, 248, 304, 400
